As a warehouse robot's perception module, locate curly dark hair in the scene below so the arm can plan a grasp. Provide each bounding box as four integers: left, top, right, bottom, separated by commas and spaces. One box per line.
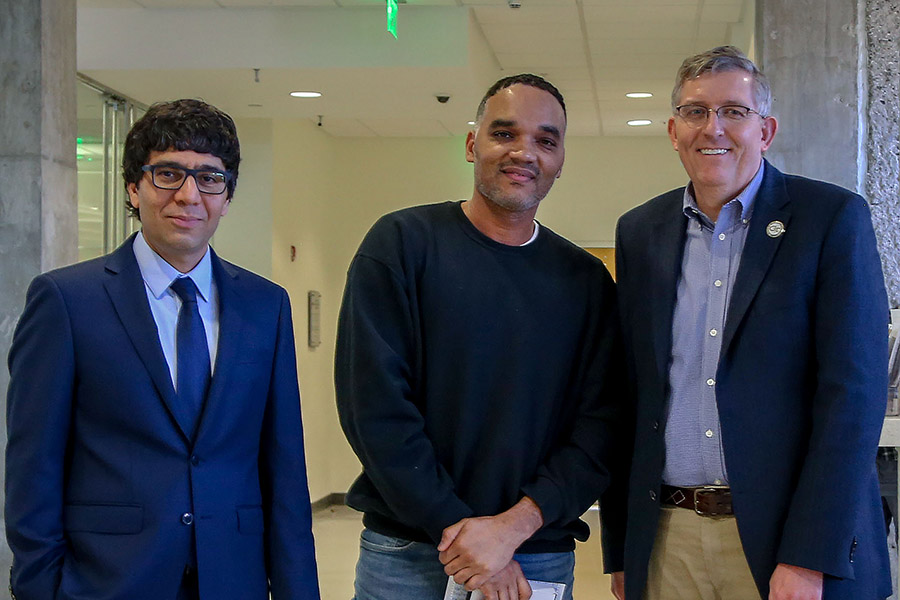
474, 74, 567, 124
122, 99, 241, 220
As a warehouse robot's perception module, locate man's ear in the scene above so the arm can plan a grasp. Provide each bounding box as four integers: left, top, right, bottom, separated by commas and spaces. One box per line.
465, 130, 476, 164
667, 117, 679, 152
760, 116, 778, 152
127, 182, 140, 212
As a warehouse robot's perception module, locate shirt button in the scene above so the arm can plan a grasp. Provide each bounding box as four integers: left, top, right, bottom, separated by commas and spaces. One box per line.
181, 512, 194, 525
714, 479, 723, 485
709, 329, 718, 337
649, 490, 657, 501
190, 455, 199, 466
706, 378, 716, 386
714, 279, 723, 287
718, 233, 726, 241
705, 429, 714, 438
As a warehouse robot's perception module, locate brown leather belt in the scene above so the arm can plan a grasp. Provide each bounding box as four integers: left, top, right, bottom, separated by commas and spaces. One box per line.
661, 484, 733, 516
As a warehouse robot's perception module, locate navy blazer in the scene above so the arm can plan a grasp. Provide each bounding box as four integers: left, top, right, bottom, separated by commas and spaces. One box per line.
615, 162, 891, 599
5, 236, 320, 600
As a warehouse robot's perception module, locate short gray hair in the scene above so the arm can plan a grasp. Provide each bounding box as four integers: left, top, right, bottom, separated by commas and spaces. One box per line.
671, 46, 772, 117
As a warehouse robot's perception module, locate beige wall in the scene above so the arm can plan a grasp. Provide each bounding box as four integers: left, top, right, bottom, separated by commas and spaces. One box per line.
217, 118, 688, 500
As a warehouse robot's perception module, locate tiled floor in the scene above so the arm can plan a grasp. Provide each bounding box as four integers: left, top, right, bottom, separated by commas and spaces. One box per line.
312, 504, 618, 600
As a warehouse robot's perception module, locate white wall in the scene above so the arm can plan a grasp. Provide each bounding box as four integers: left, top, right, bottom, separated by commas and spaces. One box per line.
212, 118, 274, 279
236, 122, 688, 501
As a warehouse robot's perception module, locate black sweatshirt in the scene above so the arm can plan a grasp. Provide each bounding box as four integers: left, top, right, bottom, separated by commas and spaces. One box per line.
335, 201, 629, 564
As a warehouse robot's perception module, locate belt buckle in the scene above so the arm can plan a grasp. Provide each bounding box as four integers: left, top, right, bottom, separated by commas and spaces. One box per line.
693, 486, 729, 516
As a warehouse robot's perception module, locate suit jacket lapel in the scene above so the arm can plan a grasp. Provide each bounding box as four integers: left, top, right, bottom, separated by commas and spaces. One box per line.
195, 250, 244, 442
103, 236, 192, 440
721, 161, 792, 357
648, 193, 688, 391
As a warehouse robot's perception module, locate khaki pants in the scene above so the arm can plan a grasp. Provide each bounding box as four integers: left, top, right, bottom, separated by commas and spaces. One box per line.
644, 506, 761, 600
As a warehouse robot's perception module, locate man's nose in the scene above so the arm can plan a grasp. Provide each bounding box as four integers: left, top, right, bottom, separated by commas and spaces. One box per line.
174, 174, 203, 203
509, 139, 536, 162
702, 109, 725, 135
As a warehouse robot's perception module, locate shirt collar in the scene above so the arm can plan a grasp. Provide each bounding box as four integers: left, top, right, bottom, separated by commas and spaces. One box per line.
133, 231, 213, 302
681, 160, 766, 225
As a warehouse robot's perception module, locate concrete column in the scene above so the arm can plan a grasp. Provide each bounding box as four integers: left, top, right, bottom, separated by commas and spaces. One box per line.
756, 0, 900, 307
0, 0, 78, 569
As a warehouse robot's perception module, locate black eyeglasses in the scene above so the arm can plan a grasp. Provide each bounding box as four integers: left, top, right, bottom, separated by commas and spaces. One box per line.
674, 104, 764, 127
141, 164, 231, 195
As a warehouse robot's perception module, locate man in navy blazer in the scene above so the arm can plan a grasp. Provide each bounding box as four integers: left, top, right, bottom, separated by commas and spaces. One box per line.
616, 47, 890, 599
5, 99, 320, 600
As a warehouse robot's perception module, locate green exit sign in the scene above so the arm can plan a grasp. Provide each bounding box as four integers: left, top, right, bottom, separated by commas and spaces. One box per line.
386, 0, 398, 38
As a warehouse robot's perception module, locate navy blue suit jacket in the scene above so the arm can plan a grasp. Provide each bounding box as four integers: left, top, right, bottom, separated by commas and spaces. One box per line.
615, 162, 890, 599
5, 236, 320, 600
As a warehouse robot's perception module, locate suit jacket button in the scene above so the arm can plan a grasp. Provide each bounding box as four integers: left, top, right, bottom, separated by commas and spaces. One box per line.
181, 512, 194, 525
190, 455, 199, 466
649, 490, 657, 501
652, 421, 659, 431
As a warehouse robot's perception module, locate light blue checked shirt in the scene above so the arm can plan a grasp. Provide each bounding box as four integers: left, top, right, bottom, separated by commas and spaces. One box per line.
662, 161, 765, 486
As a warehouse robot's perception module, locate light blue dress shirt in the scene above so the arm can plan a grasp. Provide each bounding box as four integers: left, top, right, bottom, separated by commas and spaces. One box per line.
132, 232, 219, 389
662, 161, 765, 487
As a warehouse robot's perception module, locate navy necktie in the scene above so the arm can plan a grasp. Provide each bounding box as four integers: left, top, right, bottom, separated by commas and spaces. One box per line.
170, 277, 211, 437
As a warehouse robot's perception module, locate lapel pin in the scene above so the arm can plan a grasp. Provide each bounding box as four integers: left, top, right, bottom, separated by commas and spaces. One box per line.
766, 220, 786, 238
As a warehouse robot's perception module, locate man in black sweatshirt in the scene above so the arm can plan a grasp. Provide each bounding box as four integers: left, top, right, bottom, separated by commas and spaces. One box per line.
335, 74, 629, 600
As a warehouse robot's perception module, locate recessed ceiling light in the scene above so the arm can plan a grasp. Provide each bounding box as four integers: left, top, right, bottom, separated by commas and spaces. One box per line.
290, 91, 322, 98
627, 119, 652, 126
626, 92, 653, 99
467, 121, 476, 126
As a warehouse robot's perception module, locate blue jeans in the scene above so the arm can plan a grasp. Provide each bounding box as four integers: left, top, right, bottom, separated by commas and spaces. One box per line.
353, 528, 576, 600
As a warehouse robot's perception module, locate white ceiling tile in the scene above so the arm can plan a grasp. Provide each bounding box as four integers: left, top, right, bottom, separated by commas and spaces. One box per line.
595, 65, 678, 80
552, 78, 593, 91
463, 0, 576, 5
496, 52, 587, 70
591, 52, 684, 70
138, 0, 218, 6
473, 5, 579, 25
588, 37, 694, 56
215, 0, 273, 6
404, 0, 460, 6
480, 24, 584, 54
584, 21, 693, 40
539, 66, 591, 80
362, 118, 453, 136
582, 4, 699, 23
78, 0, 144, 6
561, 89, 594, 104
580, 0, 697, 5
319, 118, 379, 136
261, 0, 341, 5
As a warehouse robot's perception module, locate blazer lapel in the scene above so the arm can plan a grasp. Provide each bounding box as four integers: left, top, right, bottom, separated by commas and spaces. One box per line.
194, 250, 245, 442
648, 194, 688, 390
103, 236, 193, 440
721, 161, 792, 356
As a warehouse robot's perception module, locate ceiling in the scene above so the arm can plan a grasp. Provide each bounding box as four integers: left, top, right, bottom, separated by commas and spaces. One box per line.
77, 0, 754, 137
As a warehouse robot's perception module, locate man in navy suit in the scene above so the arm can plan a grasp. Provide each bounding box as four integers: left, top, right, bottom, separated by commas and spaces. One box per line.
5, 99, 320, 600
616, 47, 890, 599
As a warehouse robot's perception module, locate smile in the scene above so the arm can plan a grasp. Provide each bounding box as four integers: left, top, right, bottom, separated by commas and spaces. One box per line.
501, 166, 537, 182
699, 149, 729, 155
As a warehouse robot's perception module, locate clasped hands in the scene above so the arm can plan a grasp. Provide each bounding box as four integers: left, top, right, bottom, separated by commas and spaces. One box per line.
437, 498, 543, 600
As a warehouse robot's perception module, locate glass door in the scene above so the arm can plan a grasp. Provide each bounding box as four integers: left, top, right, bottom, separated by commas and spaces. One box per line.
76, 75, 146, 261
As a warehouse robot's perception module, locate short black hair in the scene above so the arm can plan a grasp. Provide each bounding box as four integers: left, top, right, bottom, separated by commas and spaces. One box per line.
475, 74, 567, 123
122, 99, 241, 219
